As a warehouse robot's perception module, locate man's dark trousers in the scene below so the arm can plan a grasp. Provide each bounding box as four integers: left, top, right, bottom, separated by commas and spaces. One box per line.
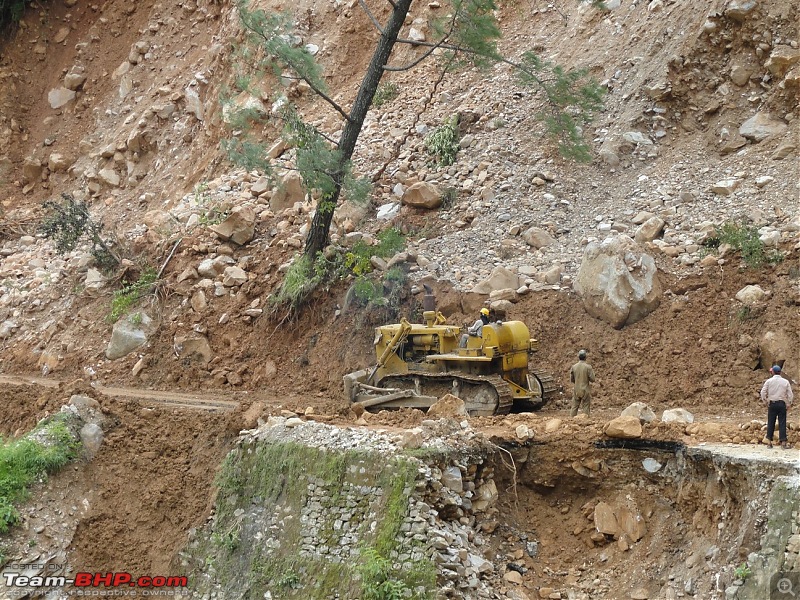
767, 401, 787, 442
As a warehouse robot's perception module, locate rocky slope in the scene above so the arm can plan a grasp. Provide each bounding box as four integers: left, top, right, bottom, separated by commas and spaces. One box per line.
0, 1, 797, 409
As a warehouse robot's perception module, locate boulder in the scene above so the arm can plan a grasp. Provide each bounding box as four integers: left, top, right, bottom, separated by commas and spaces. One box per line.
184, 87, 204, 121
251, 176, 270, 196
759, 331, 791, 372
69, 394, 101, 423
80, 423, 104, 457
725, 0, 757, 22
98, 168, 121, 187
221, 92, 268, 124
594, 502, 618, 536
472, 266, 520, 295
377, 202, 401, 220
473, 479, 498, 512
209, 206, 256, 245
48, 153, 71, 172
573, 235, 662, 329
64, 71, 87, 91
270, 171, 305, 212
197, 256, 232, 278
441, 466, 463, 493
711, 179, 741, 195
739, 113, 788, 142
642, 458, 662, 473
427, 393, 467, 419
540, 265, 562, 285
402, 182, 442, 209
488, 288, 517, 302
521, 226, 556, 249
126, 129, 154, 154
662, 408, 694, 424
634, 216, 665, 243
735, 284, 768, 305
729, 64, 752, 86
544, 418, 562, 433
48, 87, 76, 109
174, 334, 212, 364
106, 313, 154, 360
617, 506, 647, 542
22, 157, 43, 183
84, 268, 106, 290
765, 46, 800, 77
604, 416, 643, 439
222, 266, 247, 287
621, 402, 656, 424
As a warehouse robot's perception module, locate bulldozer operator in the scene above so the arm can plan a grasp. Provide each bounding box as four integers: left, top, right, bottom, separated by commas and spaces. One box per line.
460, 308, 490, 348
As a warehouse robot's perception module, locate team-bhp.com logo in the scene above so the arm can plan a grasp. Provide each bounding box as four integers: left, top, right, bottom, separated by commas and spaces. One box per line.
4, 572, 188, 596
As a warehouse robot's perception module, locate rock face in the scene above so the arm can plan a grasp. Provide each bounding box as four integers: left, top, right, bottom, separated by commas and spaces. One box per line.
573, 235, 662, 329
604, 415, 643, 439
402, 182, 442, 209
106, 313, 154, 360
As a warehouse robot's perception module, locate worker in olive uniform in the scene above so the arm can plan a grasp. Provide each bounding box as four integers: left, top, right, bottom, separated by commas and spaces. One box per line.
570, 349, 595, 417
460, 308, 490, 347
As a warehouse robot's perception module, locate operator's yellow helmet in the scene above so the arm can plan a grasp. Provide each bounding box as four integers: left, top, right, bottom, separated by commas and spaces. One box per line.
480, 308, 490, 316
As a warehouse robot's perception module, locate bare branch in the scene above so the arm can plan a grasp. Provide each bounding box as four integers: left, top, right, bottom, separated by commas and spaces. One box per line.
372, 53, 456, 183
386, 9, 458, 72
384, 39, 446, 71
391, 36, 548, 90
358, 0, 384, 33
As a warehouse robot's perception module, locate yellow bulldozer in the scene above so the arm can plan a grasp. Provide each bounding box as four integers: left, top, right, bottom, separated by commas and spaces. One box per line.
344, 288, 557, 416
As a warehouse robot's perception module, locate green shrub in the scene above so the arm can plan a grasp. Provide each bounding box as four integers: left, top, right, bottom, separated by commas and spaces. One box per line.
706, 221, 782, 269
424, 114, 460, 167
372, 81, 400, 108
734, 562, 752, 581
40, 193, 120, 272
109, 267, 158, 322
0, 414, 79, 533
358, 548, 410, 600
0, 0, 29, 29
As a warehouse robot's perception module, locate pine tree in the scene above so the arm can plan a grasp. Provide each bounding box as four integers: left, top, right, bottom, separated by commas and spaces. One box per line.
225, 0, 605, 307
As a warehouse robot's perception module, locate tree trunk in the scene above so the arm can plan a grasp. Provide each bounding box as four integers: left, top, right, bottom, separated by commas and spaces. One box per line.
304, 0, 414, 259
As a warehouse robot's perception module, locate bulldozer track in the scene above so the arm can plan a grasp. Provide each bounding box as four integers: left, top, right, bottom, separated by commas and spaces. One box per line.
0, 375, 239, 413
380, 372, 514, 416
530, 369, 561, 407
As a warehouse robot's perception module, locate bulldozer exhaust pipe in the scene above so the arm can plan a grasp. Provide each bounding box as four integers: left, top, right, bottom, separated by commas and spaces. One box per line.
422, 284, 436, 326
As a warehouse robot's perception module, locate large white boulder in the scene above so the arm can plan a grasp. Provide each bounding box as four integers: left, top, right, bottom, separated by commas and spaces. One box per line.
662, 408, 694, 424
106, 313, 154, 360
573, 235, 662, 329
